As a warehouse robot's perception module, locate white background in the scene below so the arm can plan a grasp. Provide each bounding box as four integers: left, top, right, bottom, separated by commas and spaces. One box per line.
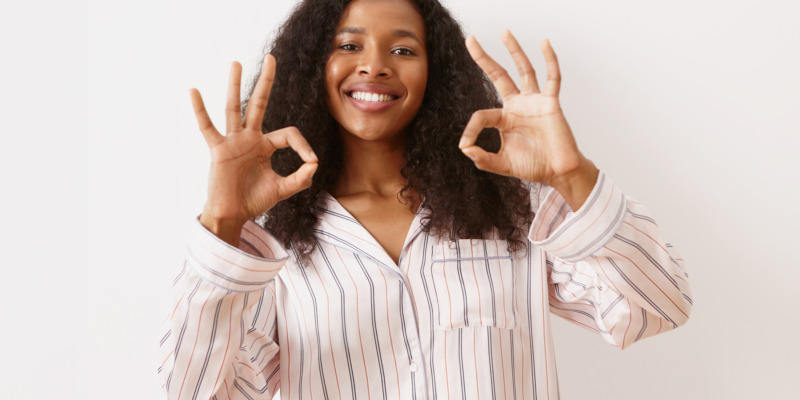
2, 0, 798, 398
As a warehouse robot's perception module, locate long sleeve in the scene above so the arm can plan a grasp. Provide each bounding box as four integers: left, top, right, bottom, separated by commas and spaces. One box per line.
158, 218, 288, 399
530, 172, 693, 349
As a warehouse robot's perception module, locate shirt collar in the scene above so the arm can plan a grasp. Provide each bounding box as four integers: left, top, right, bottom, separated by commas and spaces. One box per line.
311, 191, 428, 270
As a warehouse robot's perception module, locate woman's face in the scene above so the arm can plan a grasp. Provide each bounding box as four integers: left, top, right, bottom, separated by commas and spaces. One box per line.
325, 0, 428, 144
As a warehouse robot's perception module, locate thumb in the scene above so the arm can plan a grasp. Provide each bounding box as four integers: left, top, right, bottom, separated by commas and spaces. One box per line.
277, 162, 318, 199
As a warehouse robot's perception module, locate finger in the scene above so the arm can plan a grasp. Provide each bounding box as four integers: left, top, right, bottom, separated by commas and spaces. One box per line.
277, 162, 318, 199
461, 146, 511, 176
226, 61, 243, 133
465, 35, 520, 99
458, 109, 503, 149
541, 39, 561, 97
189, 88, 223, 147
263, 126, 318, 163
244, 54, 276, 131
501, 30, 540, 94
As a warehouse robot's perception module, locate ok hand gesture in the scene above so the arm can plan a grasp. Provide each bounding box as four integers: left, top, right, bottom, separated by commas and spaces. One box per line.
459, 31, 598, 209
191, 55, 318, 243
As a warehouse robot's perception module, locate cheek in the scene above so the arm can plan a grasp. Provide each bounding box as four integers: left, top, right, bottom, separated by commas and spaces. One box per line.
409, 66, 428, 105
324, 58, 343, 95
417, 71, 428, 96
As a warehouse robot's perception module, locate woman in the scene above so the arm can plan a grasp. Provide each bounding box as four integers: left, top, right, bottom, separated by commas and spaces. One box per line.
158, 0, 693, 398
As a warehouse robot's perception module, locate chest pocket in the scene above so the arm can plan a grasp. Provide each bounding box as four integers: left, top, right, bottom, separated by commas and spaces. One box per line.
431, 239, 517, 330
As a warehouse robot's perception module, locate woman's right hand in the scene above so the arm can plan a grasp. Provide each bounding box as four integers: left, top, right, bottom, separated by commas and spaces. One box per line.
190, 54, 318, 244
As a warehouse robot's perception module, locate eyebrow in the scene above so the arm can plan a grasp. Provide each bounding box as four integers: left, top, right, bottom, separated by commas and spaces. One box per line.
336, 26, 422, 42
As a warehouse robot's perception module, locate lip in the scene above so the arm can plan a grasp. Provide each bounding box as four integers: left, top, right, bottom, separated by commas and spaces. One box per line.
342, 83, 403, 112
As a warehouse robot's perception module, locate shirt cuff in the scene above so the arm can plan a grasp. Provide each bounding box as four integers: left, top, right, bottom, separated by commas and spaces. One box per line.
186, 217, 289, 292
529, 171, 627, 262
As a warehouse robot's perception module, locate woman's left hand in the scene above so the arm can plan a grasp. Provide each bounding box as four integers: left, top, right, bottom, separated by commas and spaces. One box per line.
459, 31, 599, 210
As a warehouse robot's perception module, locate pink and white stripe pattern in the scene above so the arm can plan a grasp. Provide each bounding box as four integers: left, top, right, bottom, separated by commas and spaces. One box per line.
158, 171, 693, 399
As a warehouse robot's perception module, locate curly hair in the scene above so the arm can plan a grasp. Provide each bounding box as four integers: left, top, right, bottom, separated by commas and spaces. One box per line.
242, 0, 533, 257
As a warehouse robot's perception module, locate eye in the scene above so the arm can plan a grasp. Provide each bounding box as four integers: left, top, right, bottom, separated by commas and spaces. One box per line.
392, 47, 416, 56
339, 43, 360, 51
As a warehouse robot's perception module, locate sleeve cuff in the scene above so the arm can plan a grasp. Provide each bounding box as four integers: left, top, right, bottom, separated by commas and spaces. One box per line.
186, 217, 289, 292
529, 171, 627, 262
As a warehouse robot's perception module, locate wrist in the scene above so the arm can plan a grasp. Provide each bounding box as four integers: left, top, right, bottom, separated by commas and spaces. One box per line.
548, 157, 599, 211
199, 209, 247, 246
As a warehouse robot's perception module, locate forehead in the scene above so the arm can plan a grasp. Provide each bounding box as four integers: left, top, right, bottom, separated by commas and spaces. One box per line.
337, 0, 425, 38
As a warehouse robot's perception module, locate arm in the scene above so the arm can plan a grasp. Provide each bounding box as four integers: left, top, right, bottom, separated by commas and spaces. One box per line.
530, 172, 692, 349
457, 33, 692, 348
158, 218, 287, 399
158, 53, 318, 398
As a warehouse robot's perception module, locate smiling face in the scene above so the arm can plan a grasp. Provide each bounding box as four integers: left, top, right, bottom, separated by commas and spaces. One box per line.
325, 0, 428, 144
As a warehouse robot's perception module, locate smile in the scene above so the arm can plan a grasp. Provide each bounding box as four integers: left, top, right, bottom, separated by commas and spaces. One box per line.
347, 91, 399, 102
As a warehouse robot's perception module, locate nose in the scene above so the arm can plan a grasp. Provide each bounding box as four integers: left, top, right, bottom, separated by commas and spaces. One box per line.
357, 47, 392, 78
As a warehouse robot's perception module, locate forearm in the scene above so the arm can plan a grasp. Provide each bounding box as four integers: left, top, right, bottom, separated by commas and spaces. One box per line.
547, 156, 599, 211
199, 212, 246, 247
532, 172, 693, 348
159, 218, 288, 398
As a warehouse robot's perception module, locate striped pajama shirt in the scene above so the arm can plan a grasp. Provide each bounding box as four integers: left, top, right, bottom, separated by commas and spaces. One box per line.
158, 171, 693, 399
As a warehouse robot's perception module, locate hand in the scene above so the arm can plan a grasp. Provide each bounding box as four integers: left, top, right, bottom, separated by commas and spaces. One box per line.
191, 55, 318, 241
459, 31, 598, 209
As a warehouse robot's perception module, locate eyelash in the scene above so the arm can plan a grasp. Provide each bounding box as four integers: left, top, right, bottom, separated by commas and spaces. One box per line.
338, 43, 416, 56
392, 48, 415, 56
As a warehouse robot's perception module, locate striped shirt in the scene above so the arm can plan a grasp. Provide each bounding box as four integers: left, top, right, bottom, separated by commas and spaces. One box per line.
158, 171, 693, 399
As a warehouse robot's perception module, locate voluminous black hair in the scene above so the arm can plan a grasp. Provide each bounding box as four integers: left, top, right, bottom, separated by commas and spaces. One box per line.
242, 0, 533, 257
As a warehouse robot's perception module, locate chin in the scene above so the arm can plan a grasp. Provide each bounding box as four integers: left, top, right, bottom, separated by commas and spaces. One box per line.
339, 121, 408, 143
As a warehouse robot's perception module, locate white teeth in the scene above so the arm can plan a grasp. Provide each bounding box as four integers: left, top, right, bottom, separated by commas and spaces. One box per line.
350, 91, 394, 102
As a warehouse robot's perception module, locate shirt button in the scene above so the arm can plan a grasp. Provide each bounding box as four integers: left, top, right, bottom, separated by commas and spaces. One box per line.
409, 363, 418, 373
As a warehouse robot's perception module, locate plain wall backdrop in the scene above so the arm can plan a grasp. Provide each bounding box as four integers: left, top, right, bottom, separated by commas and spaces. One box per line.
3, 0, 798, 398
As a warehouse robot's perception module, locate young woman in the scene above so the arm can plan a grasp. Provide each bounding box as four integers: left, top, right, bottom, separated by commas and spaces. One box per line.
158, 0, 693, 398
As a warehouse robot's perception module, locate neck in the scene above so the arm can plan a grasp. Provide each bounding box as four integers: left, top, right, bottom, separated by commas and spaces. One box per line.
330, 132, 408, 198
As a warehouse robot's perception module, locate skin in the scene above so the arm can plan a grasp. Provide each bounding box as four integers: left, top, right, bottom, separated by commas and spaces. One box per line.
459, 32, 599, 211
191, 0, 598, 263
324, 0, 428, 145
191, 56, 319, 246
325, 0, 428, 264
